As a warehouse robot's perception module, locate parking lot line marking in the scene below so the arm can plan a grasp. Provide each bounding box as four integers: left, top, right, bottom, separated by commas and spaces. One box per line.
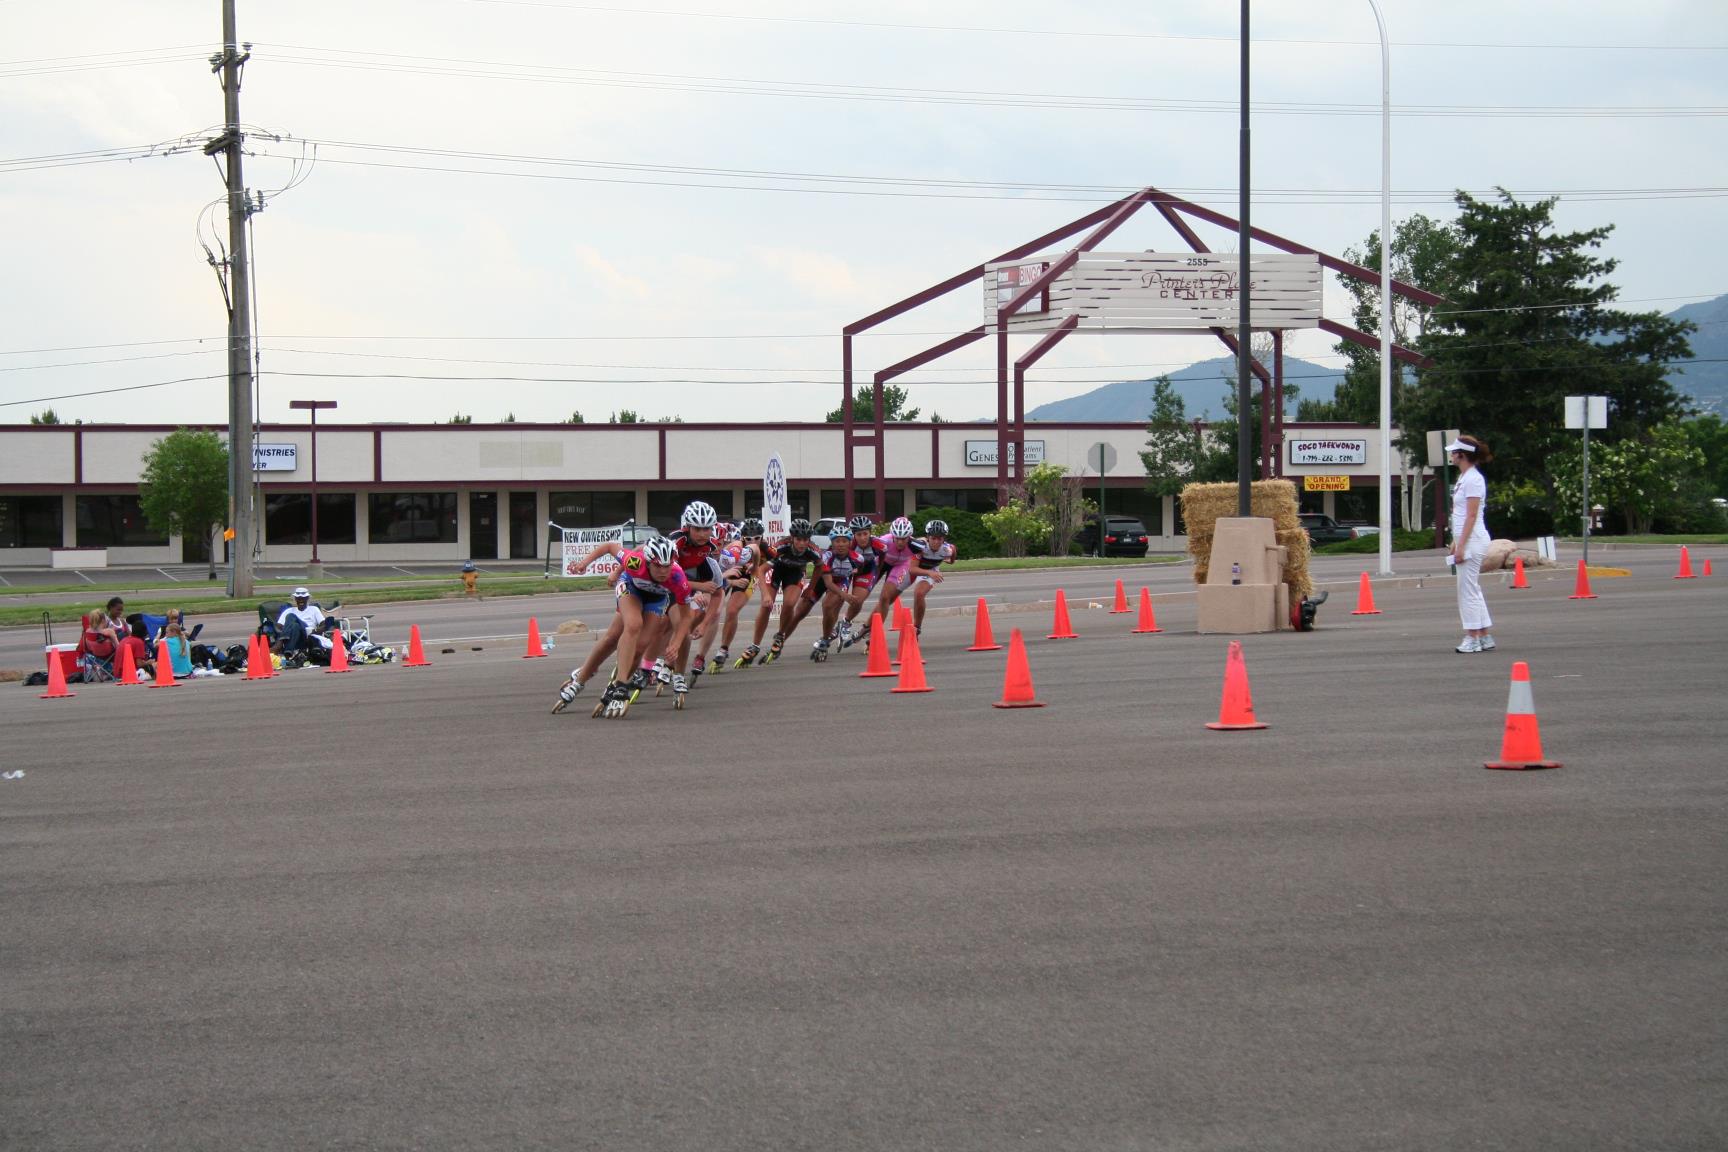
74, 570, 95, 585
157, 568, 180, 582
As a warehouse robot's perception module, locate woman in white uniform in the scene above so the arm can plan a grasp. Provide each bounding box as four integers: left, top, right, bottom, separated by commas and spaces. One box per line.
1447, 436, 1495, 653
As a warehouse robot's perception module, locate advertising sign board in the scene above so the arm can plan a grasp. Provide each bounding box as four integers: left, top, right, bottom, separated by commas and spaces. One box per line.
1288, 438, 1367, 467
964, 440, 1045, 468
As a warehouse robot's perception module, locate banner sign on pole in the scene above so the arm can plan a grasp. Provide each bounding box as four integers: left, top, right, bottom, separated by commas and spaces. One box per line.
763, 453, 788, 539
1303, 475, 1352, 492
560, 525, 625, 577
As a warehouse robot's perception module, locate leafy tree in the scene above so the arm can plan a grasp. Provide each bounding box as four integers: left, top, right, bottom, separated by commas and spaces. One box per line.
448, 413, 473, 424
1546, 420, 1705, 534
502, 412, 517, 423
929, 411, 946, 423
654, 415, 685, 423
824, 383, 920, 423
1140, 377, 1209, 497
1024, 462, 1094, 556
1405, 191, 1694, 496
980, 497, 1047, 557
564, 410, 585, 424
138, 429, 229, 578
1681, 414, 1728, 497
609, 410, 640, 424
29, 408, 61, 425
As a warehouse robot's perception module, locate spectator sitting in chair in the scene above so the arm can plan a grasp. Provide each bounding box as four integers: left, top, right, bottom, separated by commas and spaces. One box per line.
276, 587, 334, 658
86, 597, 155, 679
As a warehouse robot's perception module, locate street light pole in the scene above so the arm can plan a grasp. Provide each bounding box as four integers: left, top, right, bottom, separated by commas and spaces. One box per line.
1369, 0, 1394, 577
289, 400, 337, 570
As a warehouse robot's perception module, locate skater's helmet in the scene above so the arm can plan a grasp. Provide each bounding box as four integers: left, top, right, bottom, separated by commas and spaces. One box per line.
890, 517, 914, 539
681, 501, 718, 529
789, 518, 812, 539
848, 514, 875, 534
924, 519, 949, 537
829, 522, 853, 542
642, 536, 677, 566
740, 517, 765, 538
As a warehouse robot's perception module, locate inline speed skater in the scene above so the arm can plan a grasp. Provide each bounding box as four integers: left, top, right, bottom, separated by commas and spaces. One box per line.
871, 515, 919, 640
665, 501, 724, 690
739, 518, 821, 666
905, 519, 957, 634
699, 518, 769, 674
550, 535, 693, 717
833, 514, 885, 648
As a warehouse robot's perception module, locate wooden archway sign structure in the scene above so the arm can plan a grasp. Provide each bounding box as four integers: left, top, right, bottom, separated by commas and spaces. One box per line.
839, 186, 1444, 514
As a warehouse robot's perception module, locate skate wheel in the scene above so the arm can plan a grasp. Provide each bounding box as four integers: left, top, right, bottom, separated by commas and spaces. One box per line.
591, 701, 607, 718
551, 698, 567, 715
654, 682, 664, 697
674, 695, 685, 710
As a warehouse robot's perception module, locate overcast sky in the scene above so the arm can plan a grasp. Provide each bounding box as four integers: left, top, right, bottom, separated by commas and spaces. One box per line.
3, 0, 1724, 427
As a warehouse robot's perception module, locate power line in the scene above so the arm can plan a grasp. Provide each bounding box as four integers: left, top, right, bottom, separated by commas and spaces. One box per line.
448, 2, 1728, 52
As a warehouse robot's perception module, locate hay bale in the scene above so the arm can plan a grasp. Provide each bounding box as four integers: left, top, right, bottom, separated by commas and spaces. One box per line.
1180, 479, 1311, 602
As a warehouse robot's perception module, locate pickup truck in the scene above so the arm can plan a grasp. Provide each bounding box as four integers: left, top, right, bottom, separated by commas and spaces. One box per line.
1299, 513, 1358, 545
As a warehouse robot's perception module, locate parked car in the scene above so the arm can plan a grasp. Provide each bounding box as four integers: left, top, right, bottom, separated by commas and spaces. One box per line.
810, 516, 849, 550
1298, 513, 1357, 545
1076, 515, 1151, 557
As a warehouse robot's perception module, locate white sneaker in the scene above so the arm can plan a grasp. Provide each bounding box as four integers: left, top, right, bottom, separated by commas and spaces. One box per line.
1455, 636, 1483, 654
1479, 635, 1497, 651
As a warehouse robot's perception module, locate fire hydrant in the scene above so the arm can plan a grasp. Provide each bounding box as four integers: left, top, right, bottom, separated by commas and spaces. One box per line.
461, 561, 478, 597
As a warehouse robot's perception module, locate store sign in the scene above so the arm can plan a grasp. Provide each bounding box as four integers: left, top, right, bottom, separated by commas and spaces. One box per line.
1303, 475, 1352, 492
1288, 438, 1366, 466
762, 453, 788, 539
964, 440, 1046, 467
253, 443, 298, 472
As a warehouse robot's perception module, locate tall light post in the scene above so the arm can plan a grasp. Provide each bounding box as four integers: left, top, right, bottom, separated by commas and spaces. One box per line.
289, 400, 337, 571
1368, 0, 1394, 576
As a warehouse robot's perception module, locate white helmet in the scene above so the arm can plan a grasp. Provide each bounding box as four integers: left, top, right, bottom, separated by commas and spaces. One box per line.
643, 536, 677, 565
681, 501, 718, 528
890, 516, 914, 539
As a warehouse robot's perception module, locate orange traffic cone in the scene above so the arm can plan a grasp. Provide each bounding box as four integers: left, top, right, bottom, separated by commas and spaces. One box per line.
1131, 587, 1162, 634
523, 617, 548, 657
891, 626, 932, 693
1110, 579, 1130, 614
968, 598, 1001, 651
1568, 558, 1597, 600
402, 624, 431, 667
326, 628, 351, 673
893, 617, 910, 667
1510, 556, 1530, 589
1705, 559, 1714, 577
1205, 641, 1268, 730
245, 634, 268, 681
115, 638, 138, 686
1047, 589, 1078, 639
1351, 571, 1381, 615
859, 612, 895, 678
1485, 661, 1561, 770
992, 628, 1044, 708
150, 639, 180, 688
40, 648, 75, 699
892, 599, 912, 633
259, 633, 278, 677
1674, 545, 1697, 579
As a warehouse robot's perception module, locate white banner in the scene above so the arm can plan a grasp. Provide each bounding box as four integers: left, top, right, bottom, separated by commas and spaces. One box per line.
560, 525, 624, 577
253, 443, 298, 472
964, 439, 1046, 468
1288, 438, 1367, 466
763, 453, 788, 539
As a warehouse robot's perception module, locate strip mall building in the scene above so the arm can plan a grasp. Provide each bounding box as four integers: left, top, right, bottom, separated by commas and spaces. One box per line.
0, 420, 1395, 566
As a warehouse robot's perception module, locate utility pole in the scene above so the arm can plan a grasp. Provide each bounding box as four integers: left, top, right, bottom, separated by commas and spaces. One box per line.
208, 0, 255, 598
1235, 0, 1253, 517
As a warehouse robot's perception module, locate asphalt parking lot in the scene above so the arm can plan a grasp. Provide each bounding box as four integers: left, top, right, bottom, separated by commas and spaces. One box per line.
3, 551, 1723, 1150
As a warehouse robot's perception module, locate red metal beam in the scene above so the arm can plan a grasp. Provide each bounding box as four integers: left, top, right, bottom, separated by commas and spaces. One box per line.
1154, 202, 1272, 386
1318, 317, 1431, 368
1012, 315, 1081, 482
874, 327, 987, 386
996, 188, 1153, 320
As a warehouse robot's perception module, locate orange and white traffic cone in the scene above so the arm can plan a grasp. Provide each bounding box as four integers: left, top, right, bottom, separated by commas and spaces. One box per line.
859, 613, 895, 678
326, 628, 351, 674
150, 639, 180, 688
1485, 661, 1561, 770
1674, 545, 1697, 579
1568, 558, 1597, 600
967, 598, 1001, 651
1510, 556, 1530, 589
115, 638, 138, 686
1131, 587, 1162, 634
1110, 579, 1130, 614
1205, 641, 1268, 731
40, 648, 75, 699
1351, 571, 1381, 615
1047, 589, 1078, 639
402, 624, 431, 667
890, 627, 932, 694
523, 617, 549, 657
992, 628, 1043, 709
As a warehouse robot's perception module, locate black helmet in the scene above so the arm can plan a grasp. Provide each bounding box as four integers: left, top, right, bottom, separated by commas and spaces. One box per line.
925, 519, 950, 536
740, 517, 765, 537
848, 514, 875, 532
789, 518, 812, 538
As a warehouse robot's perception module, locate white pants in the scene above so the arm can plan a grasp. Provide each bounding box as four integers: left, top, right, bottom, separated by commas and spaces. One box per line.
1456, 546, 1493, 631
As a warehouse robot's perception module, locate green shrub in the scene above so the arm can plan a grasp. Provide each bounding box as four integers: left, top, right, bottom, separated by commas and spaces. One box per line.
1314, 529, 1437, 555
980, 499, 1048, 557
909, 505, 997, 558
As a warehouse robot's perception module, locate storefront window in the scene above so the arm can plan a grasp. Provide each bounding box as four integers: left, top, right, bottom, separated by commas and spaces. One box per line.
0, 494, 62, 548
916, 488, 996, 513
549, 490, 635, 528
265, 493, 357, 545
368, 492, 458, 544
75, 494, 168, 547
647, 489, 734, 528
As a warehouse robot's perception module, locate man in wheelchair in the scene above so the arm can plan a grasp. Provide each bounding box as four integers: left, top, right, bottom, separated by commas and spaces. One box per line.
273, 586, 336, 661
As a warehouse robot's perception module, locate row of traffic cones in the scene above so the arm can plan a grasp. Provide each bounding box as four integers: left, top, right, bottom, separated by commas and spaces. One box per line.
959, 584, 1167, 649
